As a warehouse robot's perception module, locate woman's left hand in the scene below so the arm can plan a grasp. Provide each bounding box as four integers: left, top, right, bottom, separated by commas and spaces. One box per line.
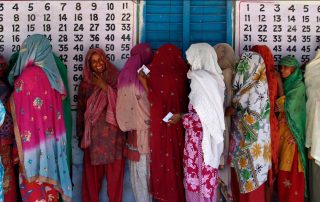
93, 72, 108, 91
168, 113, 183, 125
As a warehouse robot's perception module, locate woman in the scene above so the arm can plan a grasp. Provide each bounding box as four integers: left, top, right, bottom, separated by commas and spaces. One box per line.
229, 51, 271, 202
116, 43, 153, 202
250, 45, 282, 201
0, 55, 17, 202
8, 34, 72, 201
139, 44, 189, 201
277, 56, 306, 202
183, 43, 225, 201
214, 43, 237, 202
77, 48, 125, 202
305, 50, 320, 202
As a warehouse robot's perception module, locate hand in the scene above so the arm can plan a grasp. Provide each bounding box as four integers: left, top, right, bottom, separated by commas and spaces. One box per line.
92, 72, 107, 91
168, 113, 183, 125
225, 107, 235, 116
138, 70, 149, 92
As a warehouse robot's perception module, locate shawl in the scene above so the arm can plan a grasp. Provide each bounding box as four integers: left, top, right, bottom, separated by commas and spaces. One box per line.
148, 44, 188, 201
280, 56, 307, 175
251, 45, 279, 184
305, 50, 320, 165
186, 43, 225, 168
8, 34, 65, 95
116, 43, 153, 154
81, 48, 119, 149
231, 51, 270, 193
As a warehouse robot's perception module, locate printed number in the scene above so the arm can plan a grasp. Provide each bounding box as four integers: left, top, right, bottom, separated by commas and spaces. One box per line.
244, 24, 252, 32
273, 25, 282, 32
106, 13, 115, 21
274, 4, 280, 12
258, 25, 267, 32
258, 35, 267, 42
122, 13, 131, 21
259, 4, 265, 12
105, 44, 115, 51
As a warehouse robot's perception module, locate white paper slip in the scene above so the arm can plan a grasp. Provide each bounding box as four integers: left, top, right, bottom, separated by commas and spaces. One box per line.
162, 112, 173, 123
137, 64, 150, 75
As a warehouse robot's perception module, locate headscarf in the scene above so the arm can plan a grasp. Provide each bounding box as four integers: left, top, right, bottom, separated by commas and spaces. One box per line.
305, 50, 320, 165
148, 44, 188, 201
116, 43, 153, 154
186, 43, 225, 168
280, 56, 307, 178
81, 48, 119, 149
231, 51, 270, 193
8, 34, 65, 95
251, 45, 279, 184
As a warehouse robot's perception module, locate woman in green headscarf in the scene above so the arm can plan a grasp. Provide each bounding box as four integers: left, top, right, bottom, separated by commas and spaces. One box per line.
277, 56, 306, 202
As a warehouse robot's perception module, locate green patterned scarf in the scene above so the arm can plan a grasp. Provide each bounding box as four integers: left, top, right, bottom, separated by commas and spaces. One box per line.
280, 56, 307, 195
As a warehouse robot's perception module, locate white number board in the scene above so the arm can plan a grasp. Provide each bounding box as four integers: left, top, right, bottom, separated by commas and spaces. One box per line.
0, 1, 138, 110
235, 1, 320, 65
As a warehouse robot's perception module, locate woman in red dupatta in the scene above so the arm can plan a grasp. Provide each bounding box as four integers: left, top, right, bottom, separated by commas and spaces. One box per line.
77, 48, 125, 202
140, 44, 188, 201
250, 45, 283, 201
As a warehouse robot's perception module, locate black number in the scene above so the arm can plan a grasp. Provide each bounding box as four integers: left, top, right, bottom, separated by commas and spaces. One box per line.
59, 34, 68, 42
273, 35, 282, 42
105, 44, 115, 51
12, 3, 19, 11
123, 2, 129, 10
74, 24, 84, 32
243, 34, 251, 42
89, 44, 99, 49
91, 3, 97, 10
59, 54, 68, 62
73, 34, 84, 42
258, 15, 266, 22
90, 24, 99, 31
287, 25, 297, 32
90, 34, 100, 42
317, 36, 320, 43
28, 3, 34, 11
246, 4, 249, 11
121, 53, 130, 60
73, 44, 84, 52
90, 14, 98, 21
74, 14, 83, 21
44, 34, 52, 42
43, 24, 51, 32
58, 44, 68, 52
44, 14, 51, 21
258, 35, 267, 42
303, 16, 309, 23
288, 15, 296, 22
286, 45, 296, 52
258, 25, 267, 32
0, 14, 3, 22
273, 15, 281, 22
59, 14, 67, 21
121, 34, 131, 42
301, 55, 310, 63
242, 45, 252, 51
0, 3, 4, 11
317, 26, 320, 33
14, 14, 19, 22
73, 64, 83, 71
105, 24, 115, 31
59, 24, 67, 31
121, 44, 130, 51
106, 13, 115, 21
45, 3, 50, 11
106, 54, 115, 61
287, 35, 297, 42
244, 14, 250, 22
73, 84, 79, 92
302, 25, 311, 32
12, 44, 20, 52
302, 35, 311, 42
0, 44, 4, 52
273, 45, 282, 52
75, 3, 81, 11
318, 5, 320, 12
273, 25, 282, 32
121, 24, 131, 31
244, 24, 252, 32
0, 25, 3, 32
303, 5, 309, 12
28, 14, 36, 22
12, 24, 20, 32
259, 4, 265, 12
301, 45, 310, 52
73, 74, 83, 82
274, 4, 280, 12
106, 3, 114, 10
274, 55, 281, 63
105, 34, 115, 41
288, 5, 295, 12
27, 24, 35, 32
73, 54, 83, 62
122, 13, 131, 21
12, 35, 20, 42
60, 3, 67, 11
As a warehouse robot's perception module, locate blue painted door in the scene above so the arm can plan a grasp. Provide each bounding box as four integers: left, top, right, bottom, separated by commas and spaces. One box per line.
142, 0, 233, 52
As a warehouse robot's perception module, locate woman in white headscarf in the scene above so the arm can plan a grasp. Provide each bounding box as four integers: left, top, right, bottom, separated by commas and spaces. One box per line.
214, 43, 237, 202
305, 49, 320, 202
182, 43, 225, 201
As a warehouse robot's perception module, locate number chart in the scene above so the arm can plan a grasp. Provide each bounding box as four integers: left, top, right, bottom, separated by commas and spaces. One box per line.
0, 1, 138, 110
235, 1, 320, 65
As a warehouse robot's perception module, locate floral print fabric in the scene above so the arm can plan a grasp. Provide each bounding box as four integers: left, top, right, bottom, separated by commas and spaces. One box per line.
183, 104, 218, 199
229, 52, 271, 194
